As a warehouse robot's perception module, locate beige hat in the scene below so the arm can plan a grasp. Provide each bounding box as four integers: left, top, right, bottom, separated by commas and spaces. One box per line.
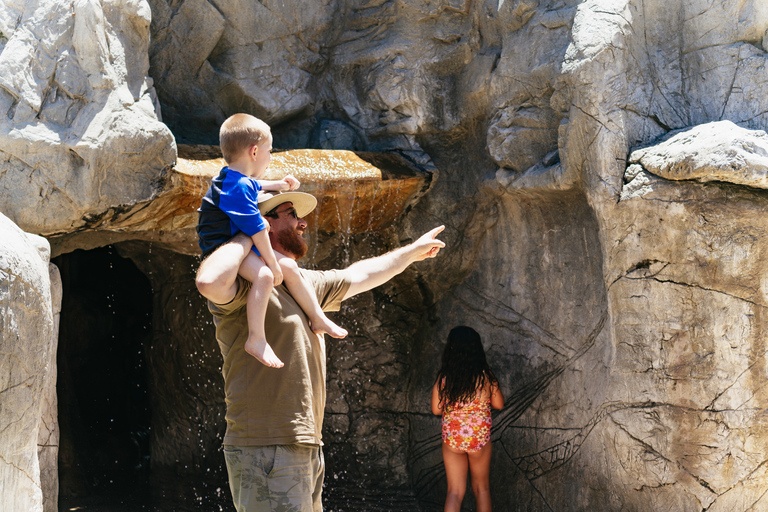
257, 190, 317, 218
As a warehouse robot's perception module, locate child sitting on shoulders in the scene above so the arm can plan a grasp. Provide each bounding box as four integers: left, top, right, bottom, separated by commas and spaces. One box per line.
197, 113, 347, 368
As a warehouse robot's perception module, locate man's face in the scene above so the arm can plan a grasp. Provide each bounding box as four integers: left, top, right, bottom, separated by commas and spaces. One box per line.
266, 202, 308, 259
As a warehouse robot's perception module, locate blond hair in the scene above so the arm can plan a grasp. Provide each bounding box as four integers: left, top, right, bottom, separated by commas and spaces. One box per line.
219, 114, 270, 163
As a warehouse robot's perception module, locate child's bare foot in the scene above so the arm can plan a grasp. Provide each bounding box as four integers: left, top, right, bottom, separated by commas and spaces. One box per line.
310, 315, 348, 339
244, 337, 284, 367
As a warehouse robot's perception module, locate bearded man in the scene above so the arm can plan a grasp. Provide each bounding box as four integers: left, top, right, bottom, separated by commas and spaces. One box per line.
195, 190, 445, 512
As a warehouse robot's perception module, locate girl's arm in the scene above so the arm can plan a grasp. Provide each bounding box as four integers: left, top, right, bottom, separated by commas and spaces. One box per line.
490, 381, 505, 410
259, 175, 300, 192
431, 381, 443, 415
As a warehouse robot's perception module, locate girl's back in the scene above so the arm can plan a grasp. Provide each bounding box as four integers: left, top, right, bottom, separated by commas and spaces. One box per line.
441, 380, 497, 453
431, 326, 504, 512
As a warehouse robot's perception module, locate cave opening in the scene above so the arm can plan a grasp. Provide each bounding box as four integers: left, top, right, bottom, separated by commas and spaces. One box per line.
54, 246, 153, 509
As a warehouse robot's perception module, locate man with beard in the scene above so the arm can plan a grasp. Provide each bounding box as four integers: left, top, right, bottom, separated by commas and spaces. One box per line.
195, 190, 445, 512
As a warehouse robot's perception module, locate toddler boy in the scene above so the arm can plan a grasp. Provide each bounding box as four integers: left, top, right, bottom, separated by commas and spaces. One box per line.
197, 113, 347, 367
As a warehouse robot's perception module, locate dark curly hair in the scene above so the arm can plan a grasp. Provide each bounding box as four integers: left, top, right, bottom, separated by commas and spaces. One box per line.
435, 326, 498, 407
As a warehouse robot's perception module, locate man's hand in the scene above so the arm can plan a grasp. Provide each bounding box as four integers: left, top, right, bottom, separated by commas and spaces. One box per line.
411, 225, 445, 262
343, 225, 446, 300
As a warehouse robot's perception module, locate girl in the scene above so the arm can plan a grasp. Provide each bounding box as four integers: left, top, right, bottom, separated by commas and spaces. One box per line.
432, 326, 505, 512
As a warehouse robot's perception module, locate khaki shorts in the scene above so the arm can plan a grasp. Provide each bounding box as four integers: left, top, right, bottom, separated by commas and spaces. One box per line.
223, 444, 324, 512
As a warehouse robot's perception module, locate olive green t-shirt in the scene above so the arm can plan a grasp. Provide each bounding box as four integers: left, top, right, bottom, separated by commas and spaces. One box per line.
209, 269, 350, 446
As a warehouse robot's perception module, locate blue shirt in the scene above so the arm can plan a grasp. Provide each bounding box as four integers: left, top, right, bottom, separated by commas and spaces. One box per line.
197, 167, 268, 257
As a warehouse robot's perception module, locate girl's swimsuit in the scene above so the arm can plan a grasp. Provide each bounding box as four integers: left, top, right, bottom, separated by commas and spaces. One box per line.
442, 392, 492, 453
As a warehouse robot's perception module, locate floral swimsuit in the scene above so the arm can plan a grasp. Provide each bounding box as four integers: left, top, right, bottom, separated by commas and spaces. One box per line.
442, 392, 492, 453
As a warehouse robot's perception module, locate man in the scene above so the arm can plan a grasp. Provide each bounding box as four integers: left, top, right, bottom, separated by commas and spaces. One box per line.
195, 189, 445, 511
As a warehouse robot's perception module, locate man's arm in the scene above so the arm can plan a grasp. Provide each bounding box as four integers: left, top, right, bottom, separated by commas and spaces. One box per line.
195, 233, 253, 304
343, 225, 445, 300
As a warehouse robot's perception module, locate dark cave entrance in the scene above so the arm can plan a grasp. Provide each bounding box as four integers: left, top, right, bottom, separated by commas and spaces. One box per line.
54, 246, 153, 509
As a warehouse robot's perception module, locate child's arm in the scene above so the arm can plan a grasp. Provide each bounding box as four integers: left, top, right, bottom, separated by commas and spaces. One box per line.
490, 381, 504, 410
251, 229, 283, 286
259, 175, 300, 192
431, 381, 443, 415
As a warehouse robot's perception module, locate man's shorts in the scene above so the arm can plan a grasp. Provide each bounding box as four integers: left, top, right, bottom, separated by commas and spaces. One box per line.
223, 444, 324, 512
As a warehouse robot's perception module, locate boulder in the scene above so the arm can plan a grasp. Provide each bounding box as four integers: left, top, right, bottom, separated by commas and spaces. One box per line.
0, 213, 61, 512
540, 0, 768, 509
628, 121, 768, 190
0, 0, 176, 236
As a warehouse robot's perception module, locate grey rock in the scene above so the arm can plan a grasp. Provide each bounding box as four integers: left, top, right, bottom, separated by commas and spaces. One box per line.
628, 121, 768, 189
311, 120, 363, 151
0, 0, 176, 236
0, 214, 60, 512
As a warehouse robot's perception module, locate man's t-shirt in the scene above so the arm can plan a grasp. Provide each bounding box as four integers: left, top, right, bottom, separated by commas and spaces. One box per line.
209, 269, 350, 446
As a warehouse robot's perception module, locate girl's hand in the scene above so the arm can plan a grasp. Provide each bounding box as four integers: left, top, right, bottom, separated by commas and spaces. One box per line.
283, 175, 300, 190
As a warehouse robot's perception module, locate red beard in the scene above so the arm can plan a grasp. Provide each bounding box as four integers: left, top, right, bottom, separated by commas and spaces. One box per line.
276, 227, 308, 259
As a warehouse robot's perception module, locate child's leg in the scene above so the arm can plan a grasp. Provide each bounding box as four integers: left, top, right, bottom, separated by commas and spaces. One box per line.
441, 443, 468, 512
238, 252, 283, 368
277, 252, 347, 338
467, 442, 493, 512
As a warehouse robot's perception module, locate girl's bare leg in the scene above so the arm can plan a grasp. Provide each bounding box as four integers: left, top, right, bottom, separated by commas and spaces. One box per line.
467, 442, 493, 512
277, 252, 347, 338
442, 443, 468, 512
238, 252, 283, 367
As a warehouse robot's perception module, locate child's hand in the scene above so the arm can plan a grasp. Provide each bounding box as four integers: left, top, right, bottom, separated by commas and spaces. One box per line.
283, 175, 300, 190
270, 263, 284, 286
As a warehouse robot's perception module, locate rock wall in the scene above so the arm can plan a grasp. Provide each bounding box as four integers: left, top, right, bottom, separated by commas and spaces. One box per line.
0, 214, 61, 512
3, 0, 768, 510
0, 0, 176, 235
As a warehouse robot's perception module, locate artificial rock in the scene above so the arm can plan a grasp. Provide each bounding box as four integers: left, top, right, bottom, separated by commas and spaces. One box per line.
3, 0, 768, 511
0, 214, 61, 512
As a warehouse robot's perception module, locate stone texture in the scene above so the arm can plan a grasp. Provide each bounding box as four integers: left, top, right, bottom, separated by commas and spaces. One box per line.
0, 214, 60, 512
5, 0, 768, 510
0, 0, 176, 236
532, 0, 768, 509
627, 120, 768, 189
47, 146, 432, 257
38, 263, 61, 512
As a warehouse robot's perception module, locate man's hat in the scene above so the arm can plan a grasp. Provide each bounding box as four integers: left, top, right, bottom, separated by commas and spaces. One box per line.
257, 190, 317, 218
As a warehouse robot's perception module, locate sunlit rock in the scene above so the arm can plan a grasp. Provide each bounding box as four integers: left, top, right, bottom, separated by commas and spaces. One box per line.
627, 121, 768, 190
540, 1, 768, 509
0, 214, 61, 512
48, 146, 432, 257
0, 0, 176, 236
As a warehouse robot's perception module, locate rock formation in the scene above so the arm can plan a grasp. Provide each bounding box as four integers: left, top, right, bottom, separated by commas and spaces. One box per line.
0, 0, 175, 236
0, 214, 61, 512
2, 0, 768, 510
